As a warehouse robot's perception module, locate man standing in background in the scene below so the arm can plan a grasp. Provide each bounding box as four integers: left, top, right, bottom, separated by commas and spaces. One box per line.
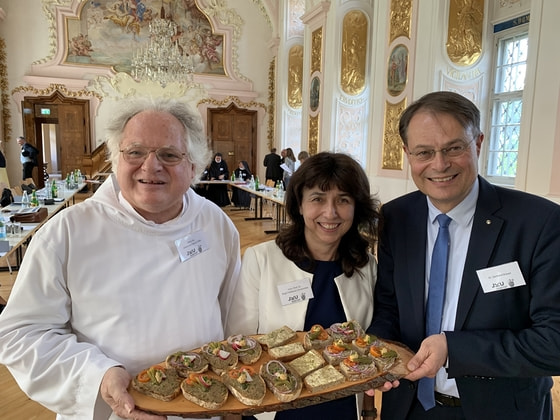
263, 147, 282, 184
16, 136, 38, 181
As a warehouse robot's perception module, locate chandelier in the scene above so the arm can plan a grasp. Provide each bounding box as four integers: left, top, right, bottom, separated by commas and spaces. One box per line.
131, 16, 194, 88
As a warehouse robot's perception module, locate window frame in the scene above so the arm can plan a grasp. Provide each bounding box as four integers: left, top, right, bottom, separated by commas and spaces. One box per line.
482, 24, 529, 186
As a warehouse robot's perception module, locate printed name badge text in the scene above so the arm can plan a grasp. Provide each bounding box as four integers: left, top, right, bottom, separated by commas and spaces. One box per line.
277, 278, 314, 306
175, 231, 209, 262
476, 261, 526, 293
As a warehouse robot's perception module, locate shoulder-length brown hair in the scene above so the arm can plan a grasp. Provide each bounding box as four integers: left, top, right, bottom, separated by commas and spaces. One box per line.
276, 152, 381, 276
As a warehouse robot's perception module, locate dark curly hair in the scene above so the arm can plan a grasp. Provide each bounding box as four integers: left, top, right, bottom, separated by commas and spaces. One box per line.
275, 152, 381, 277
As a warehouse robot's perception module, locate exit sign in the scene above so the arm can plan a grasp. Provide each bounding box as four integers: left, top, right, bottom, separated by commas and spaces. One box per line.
40, 108, 51, 115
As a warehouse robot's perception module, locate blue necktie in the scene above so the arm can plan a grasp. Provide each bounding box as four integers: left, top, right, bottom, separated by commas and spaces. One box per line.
417, 214, 452, 410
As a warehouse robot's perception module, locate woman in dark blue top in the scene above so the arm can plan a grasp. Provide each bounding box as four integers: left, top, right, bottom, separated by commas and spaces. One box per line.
232, 152, 382, 420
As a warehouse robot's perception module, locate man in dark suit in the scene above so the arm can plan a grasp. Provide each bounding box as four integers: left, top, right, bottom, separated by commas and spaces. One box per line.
263, 147, 282, 183
16, 135, 39, 181
369, 91, 560, 419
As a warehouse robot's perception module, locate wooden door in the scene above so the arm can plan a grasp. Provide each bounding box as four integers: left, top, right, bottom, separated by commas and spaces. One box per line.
208, 104, 257, 176
21, 92, 91, 188
58, 103, 89, 178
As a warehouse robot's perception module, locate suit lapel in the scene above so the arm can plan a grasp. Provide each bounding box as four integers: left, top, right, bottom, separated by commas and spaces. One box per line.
405, 194, 430, 337
455, 177, 504, 330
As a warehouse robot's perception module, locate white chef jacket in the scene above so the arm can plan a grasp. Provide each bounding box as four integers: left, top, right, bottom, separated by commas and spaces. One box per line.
0, 175, 240, 420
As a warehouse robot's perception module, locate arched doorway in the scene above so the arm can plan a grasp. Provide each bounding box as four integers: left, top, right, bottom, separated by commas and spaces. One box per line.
21, 91, 91, 188
208, 103, 257, 177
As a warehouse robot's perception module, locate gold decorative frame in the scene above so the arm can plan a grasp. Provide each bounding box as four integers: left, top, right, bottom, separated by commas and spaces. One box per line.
382, 99, 407, 170
389, 0, 412, 43
288, 45, 303, 109
446, 0, 484, 66
311, 28, 323, 74
387, 44, 408, 96
0, 38, 11, 142
268, 57, 276, 151
341, 10, 367, 96
308, 114, 319, 156
198, 95, 266, 112
12, 83, 103, 101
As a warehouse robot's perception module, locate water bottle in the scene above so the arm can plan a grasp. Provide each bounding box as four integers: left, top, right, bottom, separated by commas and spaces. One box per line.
0, 220, 5, 239
249, 175, 255, 190
21, 191, 30, 208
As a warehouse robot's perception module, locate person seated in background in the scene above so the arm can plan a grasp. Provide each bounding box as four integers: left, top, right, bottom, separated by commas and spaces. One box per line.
193, 163, 210, 198
0, 97, 241, 420
231, 160, 252, 209
225, 151, 381, 420
207, 152, 231, 207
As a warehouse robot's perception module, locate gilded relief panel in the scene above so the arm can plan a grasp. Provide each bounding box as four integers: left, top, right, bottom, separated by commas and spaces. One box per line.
446, 0, 484, 66
288, 45, 303, 109
341, 10, 367, 96
308, 115, 319, 155
389, 0, 413, 43
382, 99, 407, 170
311, 28, 323, 74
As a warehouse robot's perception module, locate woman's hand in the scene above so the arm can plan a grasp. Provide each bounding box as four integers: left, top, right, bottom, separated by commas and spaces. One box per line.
364, 379, 400, 396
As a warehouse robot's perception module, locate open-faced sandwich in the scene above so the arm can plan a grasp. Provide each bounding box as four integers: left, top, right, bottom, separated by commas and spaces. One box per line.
260, 359, 302, 402
227, 334, 263, 365
339, 351, 378, 381
131, 365, 182, 402
329, 320, 363, 343
268, 342, 306, 361
180, 372, 229, 409
322, 338, 354, 366
221, 365, 267, 406
288, 349, 326, 378
351, 333, 378, 355
369, 344, 399, 372
165, 351, 208, 377
303, 324, 333, 350
256, 325, 297, 349
201, 341, 238, 374
303, 364, 346, 393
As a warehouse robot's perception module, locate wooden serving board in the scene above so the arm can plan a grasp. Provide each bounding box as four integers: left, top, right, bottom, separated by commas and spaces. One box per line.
129, 332, 413, 418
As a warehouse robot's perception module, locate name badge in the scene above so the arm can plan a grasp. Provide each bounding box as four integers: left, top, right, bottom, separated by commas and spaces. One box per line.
175, 231, 209, 262
277, 278, 314, 306
476, 261, 526, 293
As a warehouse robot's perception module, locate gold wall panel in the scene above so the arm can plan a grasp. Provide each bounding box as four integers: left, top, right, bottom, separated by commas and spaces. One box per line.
0, 38, 11, 142
382, 99, 407, 170
446, 0, 484, 66
308, 114, 319, 155
341, 10, 368, 96
268, 58, 276, 150
389, 0, 413, 43
288, 45, 303, 109
311, 28, 323, 74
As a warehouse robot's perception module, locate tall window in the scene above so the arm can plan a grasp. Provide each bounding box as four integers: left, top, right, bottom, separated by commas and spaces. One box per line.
484, 27, 529, 185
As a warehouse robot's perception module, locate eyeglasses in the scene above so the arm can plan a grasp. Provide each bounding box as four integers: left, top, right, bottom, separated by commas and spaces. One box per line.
120, 145, 187, 166
407, 139, 475, 162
